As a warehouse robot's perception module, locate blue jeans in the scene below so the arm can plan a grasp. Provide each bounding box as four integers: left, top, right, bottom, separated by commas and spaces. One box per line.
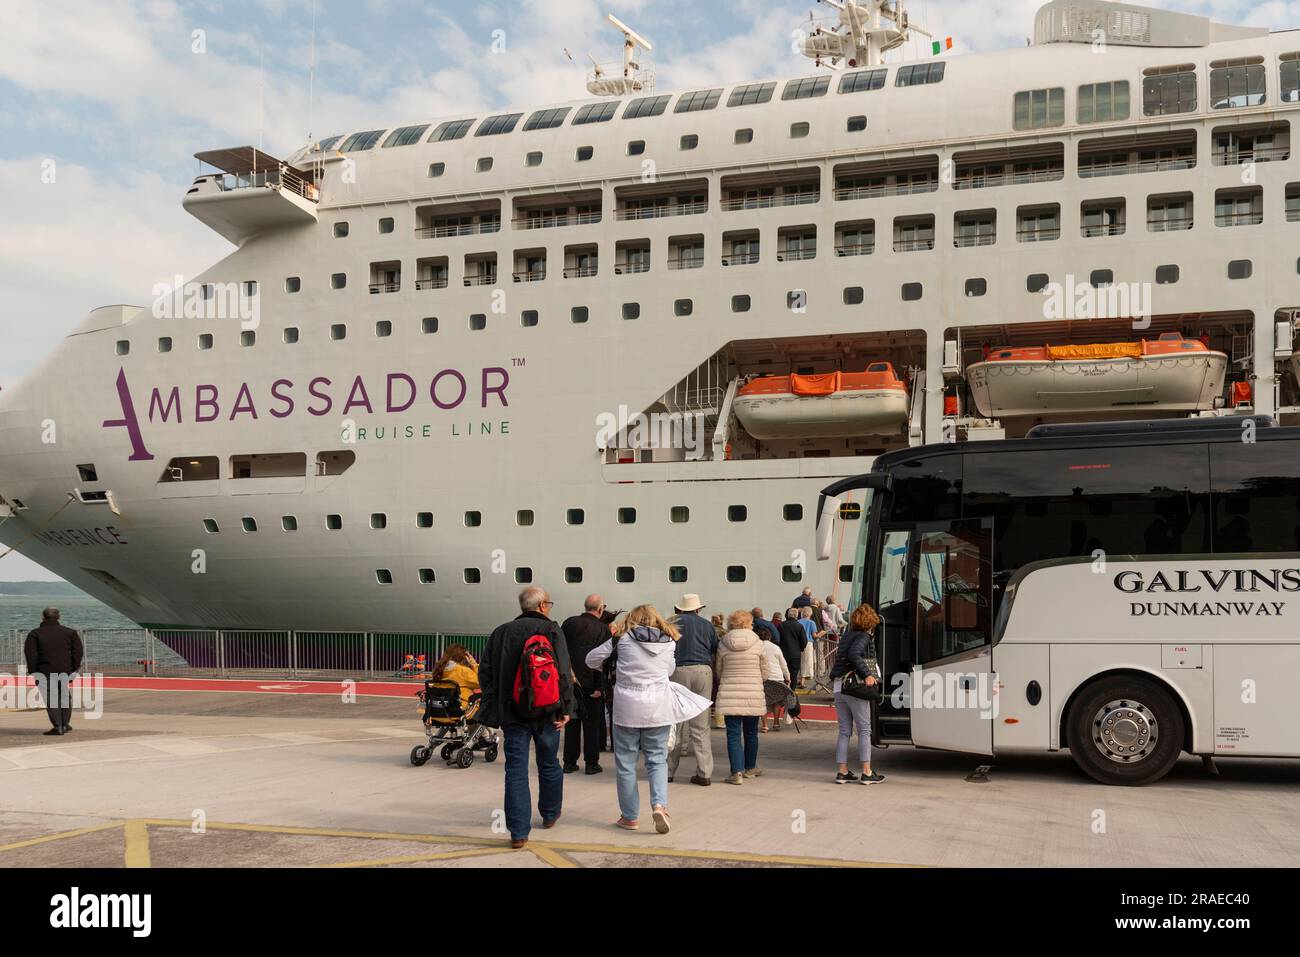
612, 724, 670, 822
502, 720, 563, 841
724, 715, 760, 774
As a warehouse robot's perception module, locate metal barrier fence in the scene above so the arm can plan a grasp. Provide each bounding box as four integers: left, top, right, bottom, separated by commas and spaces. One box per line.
3, 628, 490, 682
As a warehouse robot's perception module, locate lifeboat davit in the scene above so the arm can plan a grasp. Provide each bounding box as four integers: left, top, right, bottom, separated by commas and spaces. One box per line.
965, 333, 1227, 418
733, 364, 909, 440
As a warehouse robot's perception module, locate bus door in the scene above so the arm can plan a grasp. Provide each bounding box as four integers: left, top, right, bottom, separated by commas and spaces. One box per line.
907, 520, 995, 756
872, 527, 915, 740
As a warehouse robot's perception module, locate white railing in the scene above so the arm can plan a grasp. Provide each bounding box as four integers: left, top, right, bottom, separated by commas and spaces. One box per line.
512, 211, 602, 230
415, 277, 449, 290
777, 247, 817, 262
1147, 216, 1194, 232
952, 168, 1063, 190
721, 252, 760, 266
1215, 211, 1263, 226
414, 221, 500, 239
1078, 155, 1195, 178
512, 269, 546, 283
834, 181, 936, 201
1213, 146, 1290, 165
614, 262, 651, 275
463, 273, 497, 287
1081, 223, 1126, 237
835, 242, 873, 257
1016, 227, 1060, 242
563, 265, 598, 278
368, 281, 400, 294
893, 238, 935, 252
721, 192, 819, 211
953, 234, 996, 248
209, 166, 319, 202
616, 201, 708, 221
667, 257, 704, 270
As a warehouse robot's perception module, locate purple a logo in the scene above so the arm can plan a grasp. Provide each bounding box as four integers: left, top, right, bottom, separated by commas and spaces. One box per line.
102, 368, 155, 462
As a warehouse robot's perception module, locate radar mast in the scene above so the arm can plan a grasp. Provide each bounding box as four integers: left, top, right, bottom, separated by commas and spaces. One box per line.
800, 0, 933, 68
586, 13, 655, 97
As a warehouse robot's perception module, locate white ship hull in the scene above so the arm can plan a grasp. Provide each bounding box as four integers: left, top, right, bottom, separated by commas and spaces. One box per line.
966, 354, 1228, 419
734, 389, 908, 439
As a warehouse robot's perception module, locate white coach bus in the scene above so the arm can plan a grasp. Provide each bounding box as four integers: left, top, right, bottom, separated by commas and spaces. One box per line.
815, 416, 1300, 786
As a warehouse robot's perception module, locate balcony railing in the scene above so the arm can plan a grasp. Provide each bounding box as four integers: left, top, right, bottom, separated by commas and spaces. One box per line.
463, 273, 497, 287
721, 252, 760, 266
415, 277, 449, 290
1016, 227, 1060, 242
563, 265, 598, 278
834, 242, 874, 257
1288, 205, 1300, 223
1081, 222, 1126, 237
512, 269, 547, 283
512, 211, 601, 230
894, 238, 935, 252
777, 247, 817, 262
1215, 211, 1263, 227
1213, 146, 1291, 165
1078, 155, 1195, 178
720, 192, 819, 211
614, 262, 651, 275
368, 281, 400, 294
211, 166, 319, 203
615, 201, 708, 221
834, 181, 936, 201
953, 234, 996, 248
414, 221, 500, 239
1147, 216, 1194, 232
952, 167, 1063, 190
667, 257, 704, 270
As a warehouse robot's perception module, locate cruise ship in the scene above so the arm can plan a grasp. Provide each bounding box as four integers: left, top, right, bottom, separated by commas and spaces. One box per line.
1, 0, 1298, 639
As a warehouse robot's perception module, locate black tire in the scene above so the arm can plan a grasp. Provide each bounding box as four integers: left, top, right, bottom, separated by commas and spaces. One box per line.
456, 748, 475, 769
484, 745, 499, 763
440, 743, 457, 762
1066, 675, 1185, 786
410, 746, 430, 767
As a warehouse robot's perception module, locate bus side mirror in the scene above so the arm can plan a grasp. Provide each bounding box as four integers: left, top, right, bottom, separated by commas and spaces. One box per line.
815, 494, 841, 561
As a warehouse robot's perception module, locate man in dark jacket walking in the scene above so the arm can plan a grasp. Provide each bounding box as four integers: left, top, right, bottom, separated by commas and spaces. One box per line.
667, 594, 717, 786
479, 586, 575, 849
561, 594, 610, 775
778, 608, 808, 691
24, 608, 84, 736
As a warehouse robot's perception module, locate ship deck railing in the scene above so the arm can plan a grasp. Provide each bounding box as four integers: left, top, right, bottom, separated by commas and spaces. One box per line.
414, 277, 449, 290
834, 242, 874, 257
1078, 156, 1195, 178
208, 166, 319, 203
1015, 227, 1060, 242
720, 193, 820, 211
463, 274, 497, 287
414, 222, 500, 239
952, 168, 1064, 190
1147, 216, 1195, 232
666, 257, 704, 270
563, 265, 598, 278
776, 247, 817, 262
368, 281, 401, 294
893, 238, 936, 252
1214, 212, 1264, 227
833, 181, 936, 201
511, 211, 602, 230
615, 201, 708, 221
614, 262, 651, 275
2, 628, 491, 683
720, 252, 761, 266
1212, 146, 1291, 165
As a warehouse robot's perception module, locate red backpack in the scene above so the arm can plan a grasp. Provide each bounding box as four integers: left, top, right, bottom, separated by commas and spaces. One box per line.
512, 633, 561, 719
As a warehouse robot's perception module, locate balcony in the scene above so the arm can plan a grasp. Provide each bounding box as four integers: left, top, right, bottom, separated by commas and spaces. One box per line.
564, 264, 598, 278
953, 233, 995, 248
184, 147, 320, 245
721, 169, 820, 213
369, 280, 400, 294
414, 199, 501, 240
894, 237, 935, 253
721, 191, 819, 211
834, 156, 939, 203
1016, 227, 1060, 242
616, 200, 708, 221
835, 242, 874, 257
1148, 216, 1194, 232
951, 144, 1064, 191
668, 257, 704, 270
415, 220, 500, 239
1081, 223, 1125, 237
1215, 211, 1263, 227
513, 269, 546, 283
722, 251, 760, 266
463, 273, 497, 287
513, 189, 602, 232
1212, 122, 1291, 166
512, 209, 602, 230
777, 247, 817, 262
1078, 130, 1197, 179
368, 261, 401, 295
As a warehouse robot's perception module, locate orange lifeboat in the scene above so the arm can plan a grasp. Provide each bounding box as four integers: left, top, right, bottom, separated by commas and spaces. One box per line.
966, 333, 1227, 418
733, 363, 909, 439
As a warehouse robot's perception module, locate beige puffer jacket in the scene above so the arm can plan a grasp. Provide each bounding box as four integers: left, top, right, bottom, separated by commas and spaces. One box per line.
714, 629, 767, 717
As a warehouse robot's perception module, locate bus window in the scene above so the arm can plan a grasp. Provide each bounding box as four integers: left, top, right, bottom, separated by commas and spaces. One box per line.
963, 445, 1211, 603
1210, 440, 1300, 553
885, 452, 962, 523
876, 530, 910, 611
914, 523, 992, 665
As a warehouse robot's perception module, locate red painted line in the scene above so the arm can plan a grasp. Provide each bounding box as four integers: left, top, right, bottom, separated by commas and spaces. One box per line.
0, 674, 841, 720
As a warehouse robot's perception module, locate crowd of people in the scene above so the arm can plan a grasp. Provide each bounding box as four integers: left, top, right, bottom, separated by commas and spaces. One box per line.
451, 584, 882, 849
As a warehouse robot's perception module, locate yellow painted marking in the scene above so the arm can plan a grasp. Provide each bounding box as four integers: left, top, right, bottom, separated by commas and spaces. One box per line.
0, 821, 123, 854
123, 819, 151, 868
318, 846, 515, 868
528, 844, 577, 868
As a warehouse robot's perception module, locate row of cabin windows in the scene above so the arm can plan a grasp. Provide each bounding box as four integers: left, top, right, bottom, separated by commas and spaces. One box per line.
201, 504, 810, 535
320, 53, 1300, 162
370, 565, 857, 586
318, 67, 934, 153
1014, 58, 1300, 129
420, 119, 867, 177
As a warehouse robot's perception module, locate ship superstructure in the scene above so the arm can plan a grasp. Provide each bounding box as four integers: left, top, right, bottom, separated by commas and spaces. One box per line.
1, 0, 1298, 634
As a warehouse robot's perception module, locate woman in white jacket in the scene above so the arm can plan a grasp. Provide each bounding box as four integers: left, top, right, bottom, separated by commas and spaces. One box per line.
586, 605, 711, 834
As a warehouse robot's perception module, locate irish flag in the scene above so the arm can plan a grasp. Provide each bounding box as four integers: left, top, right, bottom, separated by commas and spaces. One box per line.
932, 37, 953, 54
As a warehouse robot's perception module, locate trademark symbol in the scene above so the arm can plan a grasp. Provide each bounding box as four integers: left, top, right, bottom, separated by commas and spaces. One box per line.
512, 357, 526, 367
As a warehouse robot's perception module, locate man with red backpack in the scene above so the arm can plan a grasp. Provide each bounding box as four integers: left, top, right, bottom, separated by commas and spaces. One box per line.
479, 586, 576, 849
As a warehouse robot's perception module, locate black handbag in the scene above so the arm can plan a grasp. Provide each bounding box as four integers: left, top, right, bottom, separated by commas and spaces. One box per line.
839, 632, 881, 702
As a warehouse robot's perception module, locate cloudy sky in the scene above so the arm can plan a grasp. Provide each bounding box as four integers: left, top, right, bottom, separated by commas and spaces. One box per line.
0, 0, 1294, 580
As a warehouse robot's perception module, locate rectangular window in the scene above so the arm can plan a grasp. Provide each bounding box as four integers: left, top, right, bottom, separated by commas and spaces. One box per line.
1283, 53, 1300, 103
339, 129, 386, 152
1210, 57, 1266, 109
675, 88, 722, 113
895, 62, 945, 87
475, 113, 523, 136
1142, 65, 1197, 116
782, 76, 830, 100
429, 119, 474, 142
382, 124, 430, 148
1013, 88, 1065, 130
728, 82, 776, 107
572, 102, 618, 125
838, 68, 887, 94
623, 94, 671, 119
523, 107, 571, 131
1077, 81, 1130, 123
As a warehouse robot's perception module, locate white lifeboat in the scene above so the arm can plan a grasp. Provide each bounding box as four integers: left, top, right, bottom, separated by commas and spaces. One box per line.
733, 364, 909, 440
965, 333, 1227, 418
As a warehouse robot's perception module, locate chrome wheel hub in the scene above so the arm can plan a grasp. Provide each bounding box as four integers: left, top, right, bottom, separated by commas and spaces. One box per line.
1092, 699, 1157, 764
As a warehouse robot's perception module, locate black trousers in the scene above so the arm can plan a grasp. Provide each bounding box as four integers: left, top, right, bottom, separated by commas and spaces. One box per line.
35, 674, 73, 729
564, 692, 605, 767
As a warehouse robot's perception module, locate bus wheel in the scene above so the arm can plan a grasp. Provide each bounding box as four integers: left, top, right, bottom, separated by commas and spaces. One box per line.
1067, 676, 1184, 786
